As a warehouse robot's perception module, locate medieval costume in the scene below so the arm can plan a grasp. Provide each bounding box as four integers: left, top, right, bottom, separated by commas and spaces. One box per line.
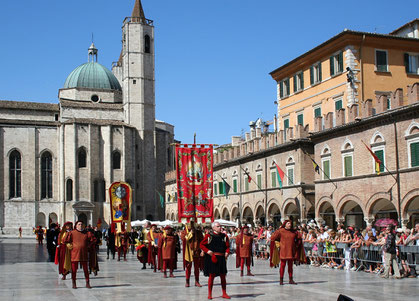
105, 227, 116, 259
37, 226, 44, 245
200, 223, 231, 300
116, 229, 129, 261
270, 220, 305, 285
147, 225, 159, 272
158, 226, 178, 278
138, 226, 149, 269
235, 225, 254, 276
88, 228, 99, 275
181, 223, 204, 287
55, 222, 72, 280
129, 229, 139, 255
64, 221, 96, 289
46, 223, 59, 262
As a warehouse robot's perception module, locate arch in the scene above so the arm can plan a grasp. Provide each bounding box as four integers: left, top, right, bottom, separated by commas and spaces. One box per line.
337, 196, 365, 228
66, 178, 73, 202
367, 195, 398, 224
232, 170, 238, 176
401, 188, 419, 218
221, 207, 230, 221
255, 205, 265, 225
144, 34, 151, 53
401, 191, 419, 227
336, 194, 365, 217
366, 192, 395, 215
9, 149, 22, 198
49, 212, 58, 225
214, 208, 221, 220
242, 206, 254, 225
112, 150, 121, 169
78, 147, 87, 168
36, 212, 46, 227
286, 155, 295, 164
78, 213, 88, 226
370, 131, 385, 144
318, 199, 336, 228
405, 121, 419, 137
322, 144, 331, 155
170, 212, 175, 221
231, 206, 240, 222
268, 201, 281, 227
341, 138, 353, 151
166, 213, 170, 220
41, 151, 53, 199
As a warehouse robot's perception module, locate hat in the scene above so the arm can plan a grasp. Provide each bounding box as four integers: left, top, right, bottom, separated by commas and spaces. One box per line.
164, 225, 173, 230
241, 225, 249, 230
150, 224, 157, 228
396, 228, 403, 233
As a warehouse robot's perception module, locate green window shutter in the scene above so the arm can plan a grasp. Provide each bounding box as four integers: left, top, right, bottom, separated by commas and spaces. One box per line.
293, 75, 297, 92
330, 56, 335, 76
344, 156, 352, 177
411, 142, 419, 167
285, 79, 290, 96
376, 50, 387, 72
280, 81, 284, 98
245, 179, 249, 191
297, 114, 304, 125
214, 183, 218, 195
257, 174, 262, 188
233, 179, 237, 193
374, 150, 385, 172
271, 171, 276, 187
314, 107, 321, 118
310, 66, 314, 85
319, 63, 322, 82
404, 53, 410, 73
288, 168, 294, 185
323, 160, 330, 179
300, 72, 304, 90
335, 100, 342, 111
338, 51, 344, 73
219, 181, 224, 195
284, 119, 289, 129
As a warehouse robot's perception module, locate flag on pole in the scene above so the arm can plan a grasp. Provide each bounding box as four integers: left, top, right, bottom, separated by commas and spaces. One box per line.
362, 141, 382, 175
244, 170, 252, 183
308, 157, 320, 174
157, 191, 165, 208
222, 178, 231, 197
274, 163, 285, 188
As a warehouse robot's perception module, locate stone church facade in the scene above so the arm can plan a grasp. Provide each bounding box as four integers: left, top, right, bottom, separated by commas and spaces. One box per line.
0, 0, 174, 234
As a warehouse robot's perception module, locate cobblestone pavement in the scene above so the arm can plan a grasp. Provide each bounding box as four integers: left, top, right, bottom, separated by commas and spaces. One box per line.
0, 237, 417, 301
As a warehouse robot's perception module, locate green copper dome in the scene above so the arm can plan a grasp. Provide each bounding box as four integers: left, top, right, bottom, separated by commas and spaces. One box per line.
63, 62, 122, 91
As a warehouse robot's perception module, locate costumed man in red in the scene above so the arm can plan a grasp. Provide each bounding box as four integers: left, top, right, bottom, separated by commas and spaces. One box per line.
181, 221, 204, 287
270, 220, 305, 285
147, 224, 159, 272
158, 226, 178, 278
235, 225, 254, 276
56, 222, 73, 280
65, 220, 96, 289
116, 226, 129, 261
200, 222, 231, 300
37, 226, 44, 245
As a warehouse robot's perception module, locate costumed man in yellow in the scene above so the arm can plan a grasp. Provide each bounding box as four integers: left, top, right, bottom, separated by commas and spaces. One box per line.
181, 221, 204, 287
55, 222, 73, 280
147, 224, 159, 272
136, 222, 150, 269
115, 224, 129, 261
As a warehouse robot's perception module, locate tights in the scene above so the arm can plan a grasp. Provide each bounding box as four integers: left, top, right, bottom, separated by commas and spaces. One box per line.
208, 273, 227, 295
279, 259, 293, 278
71, 261, 89, 281
185, 257, 200, 280
163, 259, 174, 272
240, 258, 251, 271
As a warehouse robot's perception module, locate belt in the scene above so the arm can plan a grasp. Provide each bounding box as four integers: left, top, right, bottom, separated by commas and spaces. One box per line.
214, 252, 225, 256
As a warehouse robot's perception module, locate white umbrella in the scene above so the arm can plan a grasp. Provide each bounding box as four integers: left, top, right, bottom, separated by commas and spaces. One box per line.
214, 219, 238, 227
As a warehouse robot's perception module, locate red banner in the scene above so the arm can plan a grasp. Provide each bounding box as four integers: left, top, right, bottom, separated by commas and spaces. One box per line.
176, 145, 213, 222
109, 182, 132, 225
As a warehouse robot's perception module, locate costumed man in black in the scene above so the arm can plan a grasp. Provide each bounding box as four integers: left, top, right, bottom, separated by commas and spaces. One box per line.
105, 226, 116, 259
200, 222, 231, 300
129, 228, 139, 255
46, 223, 59, 262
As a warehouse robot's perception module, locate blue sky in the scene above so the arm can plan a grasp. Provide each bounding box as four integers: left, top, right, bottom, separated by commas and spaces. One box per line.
0, 0, 417, 145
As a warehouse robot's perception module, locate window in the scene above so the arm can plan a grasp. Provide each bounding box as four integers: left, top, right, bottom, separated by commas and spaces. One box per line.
112, 151, 121, 169
310, 62, 322, 85
233, 178, 237, 193
93, 180, 99, 202
78, 148, 87, 168
344, 155, 353, 177
374, 149, 385, 173
283, 118, 289, 140
257, 174, 262, 189
297, 113, 304, 126
335, 98, 343, 111
41, 152, 53, 199
314, 107, 322, 118
214, 183, 218, 195
144, 35, 151, 53
66, 179, 73, 202
404, 53, 419, 74
322, 159, 330, 179
410, 142, 419, 167
375, 50, 388, 72
271, 170, 277, 187
293, 72, 304, 93
330, 51, 344, 76
279, 78, 290, 98
9, 150, 21, 198
218, 181, 224, 195
245, 177, 249, 191
287, 168, 294, 185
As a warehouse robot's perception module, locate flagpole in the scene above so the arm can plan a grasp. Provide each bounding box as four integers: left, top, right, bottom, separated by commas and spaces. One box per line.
301, 149, 337, 189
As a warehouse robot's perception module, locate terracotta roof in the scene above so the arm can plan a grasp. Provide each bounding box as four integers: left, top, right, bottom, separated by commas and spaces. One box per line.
390, 19, 419, 35
60, 99, 123, 110
0, 100, 59, 111
0, 118, 58, 127
62, 118, 134, 127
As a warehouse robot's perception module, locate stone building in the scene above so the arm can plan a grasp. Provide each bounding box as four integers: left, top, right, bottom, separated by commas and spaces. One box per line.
0, 0, 174, 235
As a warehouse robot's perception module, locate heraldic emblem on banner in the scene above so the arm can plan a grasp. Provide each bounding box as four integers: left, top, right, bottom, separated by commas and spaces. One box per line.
176, 144, 214, 222
109, 182, 132, 226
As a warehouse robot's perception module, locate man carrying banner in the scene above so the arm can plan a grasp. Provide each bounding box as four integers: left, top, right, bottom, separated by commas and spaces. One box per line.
181, 221, 204, 287
116, 226, 129, 261
159, 226, 178, 278
235, 225, 254, 276
200, 222, 230, 300
147, 224, 159, 272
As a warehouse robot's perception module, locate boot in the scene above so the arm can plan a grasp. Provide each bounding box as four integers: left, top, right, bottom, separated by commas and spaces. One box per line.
222, 290, 231, 299
185, 279, 190, 287
280, 277, 284, 285
195, 280, 202, 287
72, 279, 77, 289
163, 271, 167, 278
289, 277, 297, 285
61, 274, 66, 280
247, 270, 254, 276
169, 271, 175, 278
240, 270, 244, 277
142, 263, 146, 270
86, 281, 92, 289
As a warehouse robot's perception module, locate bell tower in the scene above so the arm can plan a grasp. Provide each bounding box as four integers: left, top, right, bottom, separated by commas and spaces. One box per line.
118, 0, 157, 219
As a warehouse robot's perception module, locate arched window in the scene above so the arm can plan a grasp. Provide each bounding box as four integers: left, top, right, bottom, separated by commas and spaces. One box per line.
9, 150, 21, 198
66, 179, 73, 202
41, 152, 53, 199
78, 148, 87, 168
112, 151, 121, 169
144, 35, 151, 53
